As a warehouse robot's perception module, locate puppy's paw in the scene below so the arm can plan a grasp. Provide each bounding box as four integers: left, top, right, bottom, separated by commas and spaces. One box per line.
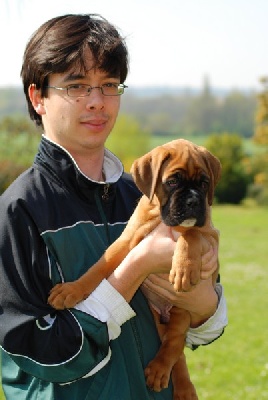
48, 282, 84, 309
144, 360, 171, 392
169, 263, 200, 292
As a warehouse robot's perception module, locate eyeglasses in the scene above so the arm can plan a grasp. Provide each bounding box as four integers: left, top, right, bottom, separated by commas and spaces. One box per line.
45, 83, 127, 97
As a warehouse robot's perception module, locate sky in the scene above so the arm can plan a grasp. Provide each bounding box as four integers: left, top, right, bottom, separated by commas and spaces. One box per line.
0, 0, 267, 91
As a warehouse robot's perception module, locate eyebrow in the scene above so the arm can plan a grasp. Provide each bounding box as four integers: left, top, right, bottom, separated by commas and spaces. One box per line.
62, 73, 85, 83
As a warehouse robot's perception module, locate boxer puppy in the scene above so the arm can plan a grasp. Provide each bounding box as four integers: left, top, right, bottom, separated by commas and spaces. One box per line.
48, 138, 221, 399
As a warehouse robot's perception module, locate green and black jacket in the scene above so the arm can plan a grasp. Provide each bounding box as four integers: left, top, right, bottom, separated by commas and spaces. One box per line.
0, 136, 175, 400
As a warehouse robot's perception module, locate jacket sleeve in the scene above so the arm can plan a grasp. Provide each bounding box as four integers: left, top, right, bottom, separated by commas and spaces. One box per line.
0, 198, 115, 383
185, 283, 228, 350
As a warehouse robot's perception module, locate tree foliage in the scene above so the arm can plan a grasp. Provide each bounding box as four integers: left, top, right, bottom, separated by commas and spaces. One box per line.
0, 115, 40, 192
254, 76, 268, 145
0, 115, 38, 136
0, 87, 27, 117
121, 78, 256, 138
250, 76, 268, 204
182, 77, 220, 135
246, 151, 268, 206
205, 133, 250, 204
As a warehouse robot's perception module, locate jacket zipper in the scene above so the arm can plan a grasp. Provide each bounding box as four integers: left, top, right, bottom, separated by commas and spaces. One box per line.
130, 319, 155, 400
94, 185, 111, 245
95, 186, 155, 399
102, 183, 110, 201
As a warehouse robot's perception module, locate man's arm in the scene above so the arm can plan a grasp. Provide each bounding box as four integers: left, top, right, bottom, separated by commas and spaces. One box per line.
0, 200, 113, 384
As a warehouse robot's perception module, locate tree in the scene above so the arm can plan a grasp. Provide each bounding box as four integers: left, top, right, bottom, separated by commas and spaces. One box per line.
250, 77, 268, 204
0, 115, 38, 136
246, 151, 268, 206
205, 133, 250, 204
254, 76, 268, 145
182, 76, 220, 135
0, 116, 40, 193
220, 91, 256, 138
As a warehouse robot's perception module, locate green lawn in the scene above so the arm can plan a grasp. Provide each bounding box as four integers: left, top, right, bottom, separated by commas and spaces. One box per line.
1, 205, 267, 399
186, 205, 268, 399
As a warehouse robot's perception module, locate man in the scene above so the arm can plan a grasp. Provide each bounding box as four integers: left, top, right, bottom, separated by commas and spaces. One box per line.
0, 14, 227, 400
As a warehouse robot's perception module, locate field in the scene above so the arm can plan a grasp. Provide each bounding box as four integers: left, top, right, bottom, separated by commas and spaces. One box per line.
186, 205, 268, 399
1, 205, 267, 399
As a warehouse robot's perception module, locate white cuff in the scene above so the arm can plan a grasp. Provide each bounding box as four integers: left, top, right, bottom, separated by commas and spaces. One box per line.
74, 279, 136, 340
186, 283, 228, 349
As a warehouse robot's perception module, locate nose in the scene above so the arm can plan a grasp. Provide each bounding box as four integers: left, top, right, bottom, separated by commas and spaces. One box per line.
186, 191, 199, 208
85, 87, 105, 110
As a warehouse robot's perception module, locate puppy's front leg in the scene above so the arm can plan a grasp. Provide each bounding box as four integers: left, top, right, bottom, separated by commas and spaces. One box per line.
48, 197, 160, 309
169, 231, 202, 292
48, 237, 131, 309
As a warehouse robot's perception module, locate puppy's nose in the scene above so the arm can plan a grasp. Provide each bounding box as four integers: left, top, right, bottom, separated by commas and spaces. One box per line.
186, 192, 199, 207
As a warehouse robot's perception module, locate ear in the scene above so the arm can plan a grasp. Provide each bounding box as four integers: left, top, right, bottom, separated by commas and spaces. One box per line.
202, 149, 222, 205
130, 147, 171, 201
28, 84, 46, 115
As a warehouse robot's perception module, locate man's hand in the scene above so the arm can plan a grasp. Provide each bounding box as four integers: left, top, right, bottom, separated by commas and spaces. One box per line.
142, 274, 218, 327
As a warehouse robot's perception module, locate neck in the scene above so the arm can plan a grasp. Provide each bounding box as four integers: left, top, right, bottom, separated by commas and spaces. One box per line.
73, 151, 105, 181
42, 135, 106, 181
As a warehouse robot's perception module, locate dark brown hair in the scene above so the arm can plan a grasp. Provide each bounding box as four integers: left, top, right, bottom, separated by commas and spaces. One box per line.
21, 14, 129, 126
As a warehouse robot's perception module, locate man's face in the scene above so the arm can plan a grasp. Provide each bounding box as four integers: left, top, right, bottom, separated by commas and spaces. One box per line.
33, 55, 121, 157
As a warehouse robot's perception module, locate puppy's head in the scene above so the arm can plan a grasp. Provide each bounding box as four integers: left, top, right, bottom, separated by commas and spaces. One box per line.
130, 139, 221, 227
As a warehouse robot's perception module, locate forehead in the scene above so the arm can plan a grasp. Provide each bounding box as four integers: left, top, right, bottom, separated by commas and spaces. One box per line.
161, 143, 210, 180
68, 48, 96, 75
49, 48, 120, 84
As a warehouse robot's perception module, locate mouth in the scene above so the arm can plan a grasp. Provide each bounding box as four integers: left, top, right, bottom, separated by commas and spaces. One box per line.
80, 117, 108, 133
162, 210, 201, 227
180, 218, 197, 227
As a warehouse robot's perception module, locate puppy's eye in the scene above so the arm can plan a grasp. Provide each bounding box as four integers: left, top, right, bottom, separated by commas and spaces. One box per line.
166, 178, 179, 187
201, 180, 209, 190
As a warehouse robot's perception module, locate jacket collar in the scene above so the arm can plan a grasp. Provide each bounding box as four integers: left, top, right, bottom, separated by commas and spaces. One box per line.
34, 135, 124, 201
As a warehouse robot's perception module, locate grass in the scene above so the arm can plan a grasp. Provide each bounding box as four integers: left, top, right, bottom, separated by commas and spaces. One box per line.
186, 205, 268, 399
1, 205, 267, 399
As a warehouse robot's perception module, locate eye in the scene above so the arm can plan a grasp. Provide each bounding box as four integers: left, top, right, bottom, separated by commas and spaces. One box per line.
200, 179, 209, 190
166, 176, 180, 188
102, 83, 118, 88
68, 84, 84, 89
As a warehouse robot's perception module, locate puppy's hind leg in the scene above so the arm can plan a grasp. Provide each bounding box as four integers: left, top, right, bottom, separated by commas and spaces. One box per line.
144, 307, 191, 393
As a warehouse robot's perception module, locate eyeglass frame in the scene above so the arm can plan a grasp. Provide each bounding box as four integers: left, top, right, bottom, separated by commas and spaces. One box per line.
45, 83, 128, 97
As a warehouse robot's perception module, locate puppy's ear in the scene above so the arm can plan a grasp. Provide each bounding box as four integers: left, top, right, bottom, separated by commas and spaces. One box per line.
202, 150, 222, 205
130, 147, 170, 201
